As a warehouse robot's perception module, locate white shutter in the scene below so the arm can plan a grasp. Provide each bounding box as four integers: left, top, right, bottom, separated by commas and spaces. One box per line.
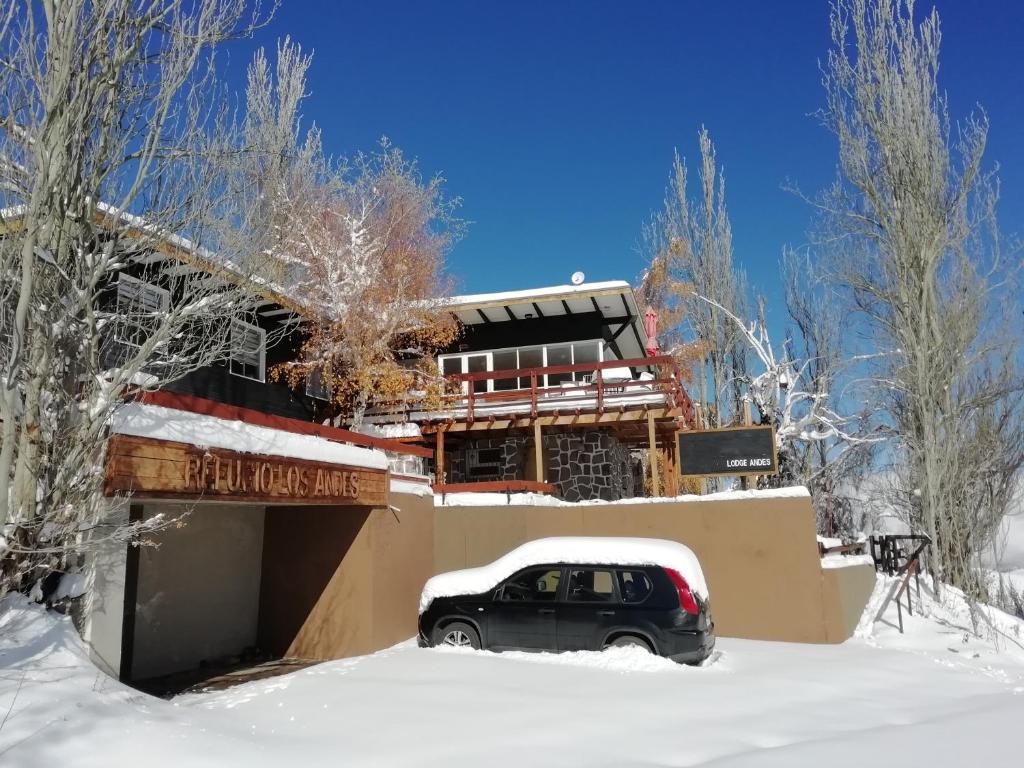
229, 319, 266, 382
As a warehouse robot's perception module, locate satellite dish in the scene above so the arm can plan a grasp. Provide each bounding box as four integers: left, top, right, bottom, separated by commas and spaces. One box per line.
571, 271, 586, 285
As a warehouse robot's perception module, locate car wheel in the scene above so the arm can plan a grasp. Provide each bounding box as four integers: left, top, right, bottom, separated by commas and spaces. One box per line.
433, 621, 481, 650
605, 635, 653, 653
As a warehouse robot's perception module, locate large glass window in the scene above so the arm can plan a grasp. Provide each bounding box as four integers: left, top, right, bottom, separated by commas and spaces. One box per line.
517, 347, 544, 388
437, 340, 604, 392
492, 350, 518, 391
546, 344, 573, 385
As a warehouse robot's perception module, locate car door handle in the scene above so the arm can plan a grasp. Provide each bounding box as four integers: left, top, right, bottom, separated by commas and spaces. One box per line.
537, 608, 556, 615
597, 610, 616, 616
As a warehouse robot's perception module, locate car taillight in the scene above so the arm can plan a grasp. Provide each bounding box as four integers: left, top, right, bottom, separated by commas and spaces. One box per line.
665, 568, 700, 616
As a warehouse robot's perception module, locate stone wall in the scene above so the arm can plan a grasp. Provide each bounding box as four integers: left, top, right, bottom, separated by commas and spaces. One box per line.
447, 436, 525, 484
545, 430, 633, 502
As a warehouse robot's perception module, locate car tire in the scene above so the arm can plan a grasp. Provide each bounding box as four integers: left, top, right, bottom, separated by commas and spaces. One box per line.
433, 621, 481, 650
605, 635, 653, 653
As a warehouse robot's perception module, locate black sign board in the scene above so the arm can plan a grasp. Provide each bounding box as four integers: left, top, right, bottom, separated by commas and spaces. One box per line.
677, 426, 778, 478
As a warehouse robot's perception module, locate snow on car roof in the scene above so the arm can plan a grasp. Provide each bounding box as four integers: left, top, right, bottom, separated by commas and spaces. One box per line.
419, 536, 708, 613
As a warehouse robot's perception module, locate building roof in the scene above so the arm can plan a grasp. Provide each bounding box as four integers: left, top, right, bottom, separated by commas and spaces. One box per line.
442, 280, 651, 360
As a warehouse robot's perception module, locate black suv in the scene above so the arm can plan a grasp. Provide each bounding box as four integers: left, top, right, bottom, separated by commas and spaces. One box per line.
418, 562, 714, 664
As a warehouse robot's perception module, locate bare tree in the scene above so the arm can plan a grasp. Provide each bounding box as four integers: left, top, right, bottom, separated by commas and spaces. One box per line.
781, 248, 878, 535
641, 128, 748, 428
270, 140, 463, 428
816, 0, 1024, 590
0, 2, 316, 595
694, 290, 880, 526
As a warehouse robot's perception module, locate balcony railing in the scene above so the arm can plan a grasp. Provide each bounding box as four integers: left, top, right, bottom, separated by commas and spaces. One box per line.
442, 355, 695, 424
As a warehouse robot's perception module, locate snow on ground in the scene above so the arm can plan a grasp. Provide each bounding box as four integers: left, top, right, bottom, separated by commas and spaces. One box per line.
4, 580, 1024, 767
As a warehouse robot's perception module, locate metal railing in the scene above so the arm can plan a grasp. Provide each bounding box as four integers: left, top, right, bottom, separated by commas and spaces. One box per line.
869, 534, 931, 634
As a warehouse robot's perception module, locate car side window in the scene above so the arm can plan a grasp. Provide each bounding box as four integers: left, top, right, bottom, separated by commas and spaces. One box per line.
499, 567, 562, 602
617, 570, 653, 604
566, 568, 615, 603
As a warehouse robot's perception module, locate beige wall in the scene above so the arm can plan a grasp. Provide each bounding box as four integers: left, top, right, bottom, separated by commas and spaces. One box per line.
258, 491, 435, 660
821, 564, 877, 642
434, 495, 870, 644
132, 503, 266, 680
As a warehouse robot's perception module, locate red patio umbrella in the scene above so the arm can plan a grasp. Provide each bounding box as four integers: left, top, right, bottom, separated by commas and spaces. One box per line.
643, 306, 660, 356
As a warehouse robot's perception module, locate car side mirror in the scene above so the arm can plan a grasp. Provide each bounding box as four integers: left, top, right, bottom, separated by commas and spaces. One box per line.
537, 578, 547, 592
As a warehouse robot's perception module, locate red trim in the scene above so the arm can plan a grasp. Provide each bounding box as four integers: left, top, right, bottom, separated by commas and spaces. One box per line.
391, 473, 433, 485
132, 390, 433, 458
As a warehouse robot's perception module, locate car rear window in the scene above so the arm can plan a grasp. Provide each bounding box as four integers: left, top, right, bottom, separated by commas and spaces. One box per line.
617, 570, 653, 604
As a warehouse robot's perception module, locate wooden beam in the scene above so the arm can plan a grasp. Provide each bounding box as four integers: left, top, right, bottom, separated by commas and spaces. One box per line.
436, 428, 445, 485
648, 411, 660, 497
533, 421, 544, 482
419, 407, 682, 433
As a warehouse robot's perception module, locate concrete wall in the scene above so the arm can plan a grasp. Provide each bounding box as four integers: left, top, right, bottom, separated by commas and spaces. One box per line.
258, 491, 435, 660
131, 503, 266, 679
80, 498, 131, 677
433, 494, 870, 644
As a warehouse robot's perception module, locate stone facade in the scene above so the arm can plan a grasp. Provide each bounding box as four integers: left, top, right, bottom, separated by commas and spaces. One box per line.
438, 429, 634, 502
544, 430, 634, 502
446, 436, 525, 484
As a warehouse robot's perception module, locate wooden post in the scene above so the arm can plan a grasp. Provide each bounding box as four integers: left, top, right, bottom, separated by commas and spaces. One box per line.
435, 428, 445, 486
739, 398, 753, 491
533, 420, 544, 482
647, 411, 660, 497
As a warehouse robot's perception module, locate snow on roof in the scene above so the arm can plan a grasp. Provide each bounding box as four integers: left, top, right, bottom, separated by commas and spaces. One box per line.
444, 280, 633, 308
420, 536, 708, 613
111, 402, 388, 470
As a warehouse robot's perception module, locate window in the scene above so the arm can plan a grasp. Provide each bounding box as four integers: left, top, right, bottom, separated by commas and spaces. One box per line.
492, 350, 518, 391
617, 570, 653, 604
546, 343, 573, 385
115, 274, 169, 349
229, 319, 266, 382
499, 567, 562, 602
566, 569, 616, 603
438, 340, 604, 392
467, 446, 503, 479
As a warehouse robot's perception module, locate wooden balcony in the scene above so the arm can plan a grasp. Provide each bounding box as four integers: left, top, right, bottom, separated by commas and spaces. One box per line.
436, 355, 695, 427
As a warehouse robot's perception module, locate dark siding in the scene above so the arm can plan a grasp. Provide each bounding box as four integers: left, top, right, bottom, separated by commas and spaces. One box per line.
163, 366, 312, 420
444, 312, 606, 354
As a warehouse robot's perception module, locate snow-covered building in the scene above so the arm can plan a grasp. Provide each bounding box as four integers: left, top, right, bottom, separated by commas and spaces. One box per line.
365, 280, 697, 501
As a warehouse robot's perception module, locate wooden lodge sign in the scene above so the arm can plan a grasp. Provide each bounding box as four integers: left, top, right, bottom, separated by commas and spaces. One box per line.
105, 434, 388, 506
677, 425, 778, 478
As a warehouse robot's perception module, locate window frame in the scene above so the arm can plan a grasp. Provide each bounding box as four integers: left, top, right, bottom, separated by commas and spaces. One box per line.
437, 339, 606, 391
305, 365, 330, 401
114, 273, 170, 351
615, 568, 654, 605
229, 318, 267, 383
495, 565, 566, 603
565, 566, 619, 604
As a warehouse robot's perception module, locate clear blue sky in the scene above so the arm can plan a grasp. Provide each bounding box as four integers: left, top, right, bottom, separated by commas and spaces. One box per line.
231, 1, 1024, 323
